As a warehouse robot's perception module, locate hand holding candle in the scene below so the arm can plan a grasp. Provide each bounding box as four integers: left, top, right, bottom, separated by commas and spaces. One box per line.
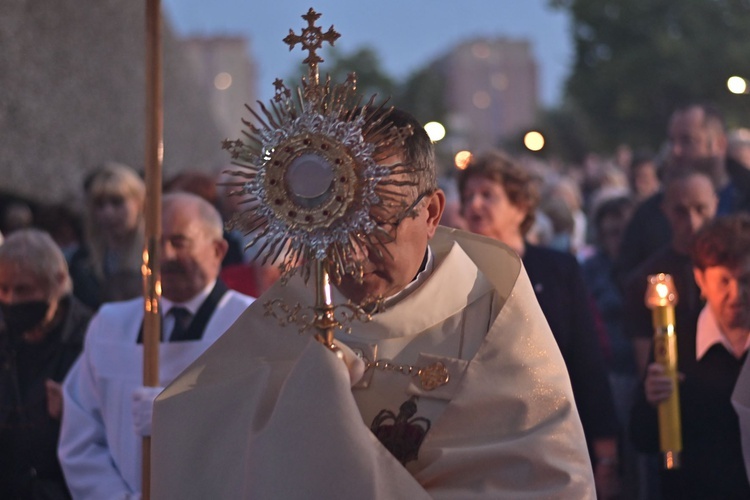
645, 273, 682, 469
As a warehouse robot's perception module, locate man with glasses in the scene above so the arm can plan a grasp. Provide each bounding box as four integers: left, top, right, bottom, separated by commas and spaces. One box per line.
152, 109, 595, 498
58, 193, 254, 499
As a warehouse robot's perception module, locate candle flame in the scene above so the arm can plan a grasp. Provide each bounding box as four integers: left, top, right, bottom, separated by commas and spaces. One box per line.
645, 273, 679, 308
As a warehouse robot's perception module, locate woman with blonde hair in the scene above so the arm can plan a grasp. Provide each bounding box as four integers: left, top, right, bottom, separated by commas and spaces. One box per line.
69, 162, 145, 309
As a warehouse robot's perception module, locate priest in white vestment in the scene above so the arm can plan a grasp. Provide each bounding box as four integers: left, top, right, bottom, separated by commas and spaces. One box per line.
151, 109, 595, 499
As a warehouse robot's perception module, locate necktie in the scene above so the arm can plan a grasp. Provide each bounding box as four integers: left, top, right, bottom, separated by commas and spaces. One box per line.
168, 307, 193, 341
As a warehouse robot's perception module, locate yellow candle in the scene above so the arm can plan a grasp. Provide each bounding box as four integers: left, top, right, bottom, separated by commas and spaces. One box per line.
645, 273, 682, 469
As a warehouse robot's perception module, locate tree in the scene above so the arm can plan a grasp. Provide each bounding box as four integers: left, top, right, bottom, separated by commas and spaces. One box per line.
395, 64, 447, 126
550, 0, 750, 151
289, 46, 398, 106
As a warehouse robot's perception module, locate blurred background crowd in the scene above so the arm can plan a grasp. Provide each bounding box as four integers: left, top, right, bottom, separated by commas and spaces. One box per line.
3, 1, 750, 499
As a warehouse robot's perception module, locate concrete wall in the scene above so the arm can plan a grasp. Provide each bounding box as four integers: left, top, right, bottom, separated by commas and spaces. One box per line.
0, 0, 227, 204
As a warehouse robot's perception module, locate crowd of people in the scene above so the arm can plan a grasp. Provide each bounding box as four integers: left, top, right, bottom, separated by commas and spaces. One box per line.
0, 102, 748, 499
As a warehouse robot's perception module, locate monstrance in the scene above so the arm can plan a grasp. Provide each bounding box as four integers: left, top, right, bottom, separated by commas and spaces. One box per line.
222, 8, 421, 348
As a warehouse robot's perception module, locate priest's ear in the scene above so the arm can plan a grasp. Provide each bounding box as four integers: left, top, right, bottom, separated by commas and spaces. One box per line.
425, 189, 446, 238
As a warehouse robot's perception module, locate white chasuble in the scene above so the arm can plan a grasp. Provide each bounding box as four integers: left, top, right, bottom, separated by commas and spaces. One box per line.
151, 227, 595, 499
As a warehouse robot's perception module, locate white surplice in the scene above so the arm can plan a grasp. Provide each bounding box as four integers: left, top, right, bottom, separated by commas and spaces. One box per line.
59, 290, 254, 499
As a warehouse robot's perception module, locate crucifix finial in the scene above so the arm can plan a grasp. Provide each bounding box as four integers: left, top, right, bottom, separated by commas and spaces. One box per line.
283, 8, 340, 86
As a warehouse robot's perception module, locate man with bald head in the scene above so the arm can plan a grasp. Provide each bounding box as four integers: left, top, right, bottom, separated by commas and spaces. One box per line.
616, 103, 738, 287
58, 192, 254, 499
623, 163, 719, 375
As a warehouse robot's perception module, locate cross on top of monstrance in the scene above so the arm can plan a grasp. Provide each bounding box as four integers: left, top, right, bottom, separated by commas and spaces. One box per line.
283, 7, 341, 88
221, 8, 423, 346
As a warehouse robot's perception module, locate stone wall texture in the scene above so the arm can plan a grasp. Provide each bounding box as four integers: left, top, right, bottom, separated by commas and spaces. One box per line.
1, 0, 226, 204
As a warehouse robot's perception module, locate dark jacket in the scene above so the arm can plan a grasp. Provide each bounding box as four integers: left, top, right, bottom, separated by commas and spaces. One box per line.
0, 296, 92, 500
523, 244, 620, 449
630, 318, 750, 499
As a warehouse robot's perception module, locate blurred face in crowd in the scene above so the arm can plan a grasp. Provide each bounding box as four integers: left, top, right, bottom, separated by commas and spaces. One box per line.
598, 212, 629, 261
461, 176, 527, 245
160, 199, 228, 303
337, 167, 444, 305
662, 173, 718, 254
92, 191, 141, 242
632, 161, 660, 200
694, 257, 750, 334
0, 262, 60, 334
668, 107, 726, 165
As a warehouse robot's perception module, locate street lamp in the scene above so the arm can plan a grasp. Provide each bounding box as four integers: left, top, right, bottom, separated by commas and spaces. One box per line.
727, 76, 748, 95
523, 131, 545, 152
424, 121, 446, 142
454, 150, 472, 170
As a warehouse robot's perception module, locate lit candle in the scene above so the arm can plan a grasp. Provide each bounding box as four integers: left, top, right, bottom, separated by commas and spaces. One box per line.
645, 273, 682, 469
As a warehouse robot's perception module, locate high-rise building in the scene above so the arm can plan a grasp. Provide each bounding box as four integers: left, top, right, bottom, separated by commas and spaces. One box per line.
436, 38, 538, 153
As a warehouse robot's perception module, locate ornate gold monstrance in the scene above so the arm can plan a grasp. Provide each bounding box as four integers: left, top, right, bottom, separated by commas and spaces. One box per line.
222, 8, 420, 347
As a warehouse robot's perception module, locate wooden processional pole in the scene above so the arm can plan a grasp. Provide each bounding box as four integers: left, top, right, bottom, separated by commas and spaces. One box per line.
142, 0, 163, 497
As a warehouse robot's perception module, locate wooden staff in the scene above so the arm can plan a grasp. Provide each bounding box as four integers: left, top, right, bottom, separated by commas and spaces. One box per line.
142, 0, 163, 497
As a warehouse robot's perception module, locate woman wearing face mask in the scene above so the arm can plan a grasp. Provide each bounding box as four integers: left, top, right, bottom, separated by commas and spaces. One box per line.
68, 162, 145, 309
0, 229, 92, 500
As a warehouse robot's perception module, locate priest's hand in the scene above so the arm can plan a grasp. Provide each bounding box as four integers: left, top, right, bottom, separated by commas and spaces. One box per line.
132, 386, 164, 437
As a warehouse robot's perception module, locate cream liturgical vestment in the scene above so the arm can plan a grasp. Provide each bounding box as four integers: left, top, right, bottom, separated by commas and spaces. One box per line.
151, 228, 595, 499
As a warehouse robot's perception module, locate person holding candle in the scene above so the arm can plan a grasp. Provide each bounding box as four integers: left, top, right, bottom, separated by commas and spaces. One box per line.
631, 213, 750, 499
623, 161, 720, 378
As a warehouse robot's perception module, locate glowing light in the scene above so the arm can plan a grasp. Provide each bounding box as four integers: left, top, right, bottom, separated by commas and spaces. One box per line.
491, 72, 509, 91
214, 72, 233, 90
645, 273, 679, 308
728, 76, 747, 94
524, 131, 545, 152
424, 121, 446, 142
454, 150, 473, 170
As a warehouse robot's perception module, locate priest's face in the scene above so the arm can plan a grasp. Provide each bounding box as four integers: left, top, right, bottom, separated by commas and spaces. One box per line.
337, 170, 445, 306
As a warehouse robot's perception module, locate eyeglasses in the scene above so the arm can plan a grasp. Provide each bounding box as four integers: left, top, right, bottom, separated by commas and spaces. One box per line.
370, 190, 432, 238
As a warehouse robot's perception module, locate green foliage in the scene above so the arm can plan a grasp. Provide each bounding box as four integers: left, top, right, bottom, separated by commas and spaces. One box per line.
394, 65, 447, 126
551, 0, 750, 150
288, 45, 447, 125
287, 46, 398, 107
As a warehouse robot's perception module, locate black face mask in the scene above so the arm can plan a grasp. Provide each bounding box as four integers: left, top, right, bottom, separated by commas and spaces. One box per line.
0, 300, 50, 337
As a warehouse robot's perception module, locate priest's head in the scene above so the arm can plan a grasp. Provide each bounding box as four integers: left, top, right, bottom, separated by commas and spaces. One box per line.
337, 109, 445, 306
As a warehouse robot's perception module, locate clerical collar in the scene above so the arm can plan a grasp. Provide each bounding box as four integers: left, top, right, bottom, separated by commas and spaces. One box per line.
380, 246, 434, 309
696, 304, 750, 360
161, 280, 216, 316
